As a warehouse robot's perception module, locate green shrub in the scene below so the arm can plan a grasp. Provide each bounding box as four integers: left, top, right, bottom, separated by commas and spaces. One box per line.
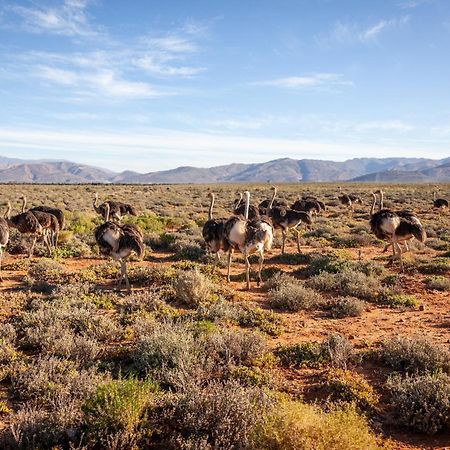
322, 369, 379, 411
379, 292, 418, 308
325, 296, 365, 318
268, 282, 325, 312
380, 335, 450, 374
387, 373, 450, 434
425, 276, 450, 291
173, 268, 214, 307
252, 399, 383, 450
276, 341, 325, 368
82, 377, 157, 443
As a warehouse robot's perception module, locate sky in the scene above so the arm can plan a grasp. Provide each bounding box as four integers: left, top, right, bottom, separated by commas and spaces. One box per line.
0, 0, 450, 173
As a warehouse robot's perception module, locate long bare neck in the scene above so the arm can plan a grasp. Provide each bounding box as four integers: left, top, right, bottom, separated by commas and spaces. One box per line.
370, 194, 376, 217
208, 194, 215, 220
94, 193, 100, 211
244, 192, 250, 220
433, 191, 437, 201
268, 188, 277, 212
21, 197, 26, 213
235, 192, 243, 211
379, 191, 384, 211
105, 203, 110, 222
4, 202, 11, 220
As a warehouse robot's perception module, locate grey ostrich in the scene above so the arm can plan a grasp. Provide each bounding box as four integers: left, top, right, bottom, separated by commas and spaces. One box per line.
94, 203, 145, 292
369, 190, 426, 271
224, 191, 274, 290
0, 207, 9, 281
93, 193, 138, 223
268, 187, 312, 254
433, 191, 448, 209
5, 201, 43, 257
202, 192, 230, 269
21, 197, 58, 256
22, 196, 65, 247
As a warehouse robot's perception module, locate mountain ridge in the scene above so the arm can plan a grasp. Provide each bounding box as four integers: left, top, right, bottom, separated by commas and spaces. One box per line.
0, 155, 448, 183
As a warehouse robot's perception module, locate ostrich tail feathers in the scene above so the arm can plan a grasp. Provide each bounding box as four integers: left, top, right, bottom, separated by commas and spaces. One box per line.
412, 223, 427, 243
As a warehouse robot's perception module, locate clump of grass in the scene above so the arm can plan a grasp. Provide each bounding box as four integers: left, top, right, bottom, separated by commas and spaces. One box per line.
321, 333, 354, 369
252, 399, 383, 450
416, 257, 450, 274
173, 268, 214, 307
263, 272, 296, 291
380, 335, 450, 374
268, 281, 325, 312
82, 377, 158, 445
325, 296, 366, 318
387, 373, 450, 434
237, 305, 284, 336
425, 276, 450, 291
322, 369, 379, 411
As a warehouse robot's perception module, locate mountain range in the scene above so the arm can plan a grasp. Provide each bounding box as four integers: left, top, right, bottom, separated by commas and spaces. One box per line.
0, 155, 449, 183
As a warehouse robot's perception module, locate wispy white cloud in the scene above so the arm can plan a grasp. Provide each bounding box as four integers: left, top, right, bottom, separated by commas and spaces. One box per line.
399, 0, 435, 9
353, 120, 414, 132
7, 0, 101, 38
317, 16, 409, 46
253, 73, 353, 89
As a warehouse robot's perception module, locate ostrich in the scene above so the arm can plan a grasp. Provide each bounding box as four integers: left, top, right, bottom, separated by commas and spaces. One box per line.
369, 191, 426, 271
94, 203, 144, 292
233, 192, 260, 219
433, 191, 448, 209
268, 187, 312, 254
5, 202, 43, 257
20, 197, 58, 256
0, 209, 9, 281
93, 193, 138, 222
224, 191, 274, 290
337, 187, 353, 210
258, 189, 288, 215
301, 195, 326, 212
202, 192, 230, 268
291, 197, 322, 217
22, 197, 65, 247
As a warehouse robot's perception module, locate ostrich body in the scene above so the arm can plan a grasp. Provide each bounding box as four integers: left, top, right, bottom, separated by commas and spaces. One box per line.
268, 187, 312, 254
258, 190, 288, 215
0, 213, 9, 281
30, 206, 65, 247
94, 204, 144, 291
224, 191, 274, 290
94, 193, 138, 222
233, 193, 260, 220
291, 198, 321, 216
369, 190, 426, 271
433, 191, 448, 209
21, 197, 58, 256
202, 193, 230, 268
5, 202, 43, 257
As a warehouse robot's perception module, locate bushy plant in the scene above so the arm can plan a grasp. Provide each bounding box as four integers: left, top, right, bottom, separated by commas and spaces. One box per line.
325, 296, 365, 318
173, 268, 214, 307
82, 377, 157, 444
268, 281, 325, 312
322, 369, 379, 411
387, 373, 450, 434
252, 399, 383, 450
380, 335, 450, 374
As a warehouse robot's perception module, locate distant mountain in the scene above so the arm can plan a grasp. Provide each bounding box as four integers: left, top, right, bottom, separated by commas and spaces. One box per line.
0, 155, 448, 183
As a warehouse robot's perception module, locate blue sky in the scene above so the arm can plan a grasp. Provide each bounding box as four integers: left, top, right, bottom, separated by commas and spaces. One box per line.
0, 0, 449, 172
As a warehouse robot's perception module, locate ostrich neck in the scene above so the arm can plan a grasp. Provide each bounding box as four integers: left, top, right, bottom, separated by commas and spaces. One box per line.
433, 191, 436, 201
244, 193, 250, 220
105, 203, 111, 222
379, 192, 384, 211
21, 197, 26, 213
370, 195, 376, 217
208, 194, 215, 220
268, 188, 277, 212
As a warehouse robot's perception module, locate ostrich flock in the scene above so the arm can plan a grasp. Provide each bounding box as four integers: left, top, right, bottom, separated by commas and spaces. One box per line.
0, 188, 448, 290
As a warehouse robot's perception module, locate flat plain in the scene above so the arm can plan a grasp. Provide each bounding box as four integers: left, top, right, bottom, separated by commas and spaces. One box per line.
0, 183, 449, 449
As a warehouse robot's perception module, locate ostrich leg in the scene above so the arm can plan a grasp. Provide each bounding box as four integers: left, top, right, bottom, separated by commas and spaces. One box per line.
245, 255, 251, 290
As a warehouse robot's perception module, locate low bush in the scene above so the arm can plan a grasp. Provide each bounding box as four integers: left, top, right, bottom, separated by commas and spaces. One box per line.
425, 276, 450, 291
173, 268, 214, 307
325, 296, 365, 318
387, 373, 450, 434
252, 399, 383, 450
268, 281, 325, 312
380, 335, 450, 374
322, 369, 379, 411
82, 377, 158, 445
